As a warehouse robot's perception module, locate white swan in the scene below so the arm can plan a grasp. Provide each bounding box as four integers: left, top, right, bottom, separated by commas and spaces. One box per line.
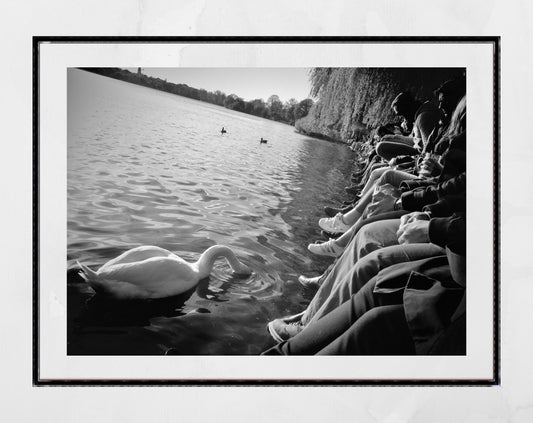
77, 245, 251, 300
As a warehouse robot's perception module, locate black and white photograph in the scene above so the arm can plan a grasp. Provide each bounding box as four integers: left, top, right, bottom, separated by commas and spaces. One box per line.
35, 39, 497, 383
66, 66, 468, 358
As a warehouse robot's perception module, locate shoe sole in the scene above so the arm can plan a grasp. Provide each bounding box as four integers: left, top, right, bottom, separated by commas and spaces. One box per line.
282, 310, 307, 322
267, 322, 285, 343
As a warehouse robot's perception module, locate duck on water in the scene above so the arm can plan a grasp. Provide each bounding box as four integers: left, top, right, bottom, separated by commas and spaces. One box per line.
259, 137, 268, 144
77, 245, 251, 300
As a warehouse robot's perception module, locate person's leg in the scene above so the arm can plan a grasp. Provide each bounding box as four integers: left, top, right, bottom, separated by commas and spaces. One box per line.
307, 210, 409, 273
263, 276, 403, 355
304, 242, 445, 325
317, 305, 415, 355
310, 217, 402, 257
302, 219, 406, 324
359, 162, 388, 185
317, 205, 364, 234
351, 169, 417, 218
351, 218, 402, 260
357, 166, 390, 196
340, 210, 408, 246
319, 178, 392, 233
376, 139, 418, 162
315, 210, 409, 252
378, 168, 419, 187
311, 209, 415, 260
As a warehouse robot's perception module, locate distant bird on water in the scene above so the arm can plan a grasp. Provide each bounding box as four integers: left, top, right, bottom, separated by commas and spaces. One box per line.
221, 127, 227, 135
260, 137, 268, 144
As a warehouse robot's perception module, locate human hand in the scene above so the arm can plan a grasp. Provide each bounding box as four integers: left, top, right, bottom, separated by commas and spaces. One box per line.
397, 220, 430, 244
419, 156, 443, 177
400, 211, 430, 226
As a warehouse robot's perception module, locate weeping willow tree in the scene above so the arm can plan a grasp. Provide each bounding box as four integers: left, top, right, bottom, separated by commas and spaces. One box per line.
296, 68, 464, 143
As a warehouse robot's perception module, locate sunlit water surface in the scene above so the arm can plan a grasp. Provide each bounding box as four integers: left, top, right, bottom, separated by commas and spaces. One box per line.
67, 69, 357, 355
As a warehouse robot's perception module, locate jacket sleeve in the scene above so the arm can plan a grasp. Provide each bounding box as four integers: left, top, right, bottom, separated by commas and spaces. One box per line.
400, 186, 438, 211
423, 194, 466, 217
437, 172, 466, 197
400, 172, 466, 212
428, 213, 466, 254
399, 178, 438, 192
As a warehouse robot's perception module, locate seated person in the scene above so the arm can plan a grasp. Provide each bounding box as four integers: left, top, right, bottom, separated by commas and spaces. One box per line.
268, 206, 464, 341
376, 91, 442, 161
309, 96, 466, 257
265, 213, 465, 354
327, 82, 465, 227
269, 130, 467, 340
375, 77, 464, 161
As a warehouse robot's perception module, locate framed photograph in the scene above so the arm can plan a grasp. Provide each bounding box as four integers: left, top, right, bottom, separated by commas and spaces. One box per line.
34, 36, 499, 385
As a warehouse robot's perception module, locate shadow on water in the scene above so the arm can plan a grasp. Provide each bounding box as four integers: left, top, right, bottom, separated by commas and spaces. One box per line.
81, 290, 196, 327
66, 266, 269, 355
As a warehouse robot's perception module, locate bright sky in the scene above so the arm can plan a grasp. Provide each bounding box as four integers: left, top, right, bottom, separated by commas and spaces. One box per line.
133, 68, 312, 103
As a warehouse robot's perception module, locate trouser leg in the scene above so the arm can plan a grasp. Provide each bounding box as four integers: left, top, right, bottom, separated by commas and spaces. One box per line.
305, 242, 445, 325
354, 169, 418, 216
317, 305, 415, 355
376, 140, 418, 161
264, 276, 403, 355
301, 220, 400, 326
300, 218, 422, 326
358, 166, 389, 196
379, 169, 419, 187
354, 187, 376, 215
352, 218, 401, 260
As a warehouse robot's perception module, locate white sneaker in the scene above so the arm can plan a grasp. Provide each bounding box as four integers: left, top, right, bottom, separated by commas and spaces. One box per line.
298, 275, 323, 288
318, 213, 350, 234
307, 238, 344, 257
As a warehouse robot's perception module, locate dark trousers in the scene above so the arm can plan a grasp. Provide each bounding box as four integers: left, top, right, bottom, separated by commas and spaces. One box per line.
376, 136, 419, 162
263, 276, 415, 355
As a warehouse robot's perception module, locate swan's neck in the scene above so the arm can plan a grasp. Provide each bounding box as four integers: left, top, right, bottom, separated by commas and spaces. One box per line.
195, 245, 250, 279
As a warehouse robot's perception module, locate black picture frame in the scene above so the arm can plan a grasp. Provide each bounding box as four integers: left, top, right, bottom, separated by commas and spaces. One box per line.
33, 36, 500, 386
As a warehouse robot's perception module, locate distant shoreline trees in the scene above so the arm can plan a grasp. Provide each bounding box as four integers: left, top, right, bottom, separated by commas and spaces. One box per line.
78, 68, 314, 126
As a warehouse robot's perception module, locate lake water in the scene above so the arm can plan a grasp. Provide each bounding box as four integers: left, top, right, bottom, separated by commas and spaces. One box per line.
67, 69, 357, 355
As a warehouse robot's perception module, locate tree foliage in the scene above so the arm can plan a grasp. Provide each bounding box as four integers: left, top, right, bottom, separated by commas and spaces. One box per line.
296, 68, 464, 142
78, 68, 314, 126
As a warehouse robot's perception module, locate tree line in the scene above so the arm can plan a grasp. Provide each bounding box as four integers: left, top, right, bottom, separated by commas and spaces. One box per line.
79, 68, 314, 126
296, 67, 465, 143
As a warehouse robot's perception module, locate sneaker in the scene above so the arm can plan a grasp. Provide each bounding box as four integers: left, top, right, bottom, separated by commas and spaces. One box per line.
298, 275, 323, 288
267, 311, 305, 342
318, 213, 351, 234
307, 238, 344, 257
